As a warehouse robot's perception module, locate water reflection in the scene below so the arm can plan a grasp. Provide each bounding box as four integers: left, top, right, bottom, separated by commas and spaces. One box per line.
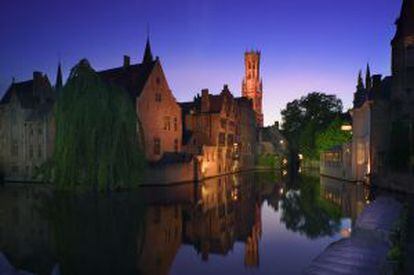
0, 172, 371, 275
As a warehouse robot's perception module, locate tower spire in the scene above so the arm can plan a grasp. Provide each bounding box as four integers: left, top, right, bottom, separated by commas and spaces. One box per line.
55, 62, 63, 91
365, 63, 372, 90
142, 29, 154, 64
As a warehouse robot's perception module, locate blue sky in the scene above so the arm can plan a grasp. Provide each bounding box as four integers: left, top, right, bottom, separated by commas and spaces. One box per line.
0, 0, 403, 125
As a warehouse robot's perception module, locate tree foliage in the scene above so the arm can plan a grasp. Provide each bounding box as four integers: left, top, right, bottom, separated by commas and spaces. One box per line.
280, 174, 342, 239
51, 59, 145, 191
281, 92, 344, 160
315, 118, 352, 154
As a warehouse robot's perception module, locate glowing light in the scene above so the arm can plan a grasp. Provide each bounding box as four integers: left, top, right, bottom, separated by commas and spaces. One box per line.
282, 159, 288, 165
282, 170, 288, 176
279, 140, 284, 145
298, 154, 303, 160
341, 125, 352, 131
279, 188, 284, 195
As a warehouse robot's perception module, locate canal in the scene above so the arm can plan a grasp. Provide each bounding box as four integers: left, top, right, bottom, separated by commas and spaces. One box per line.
0, 171, 372, 275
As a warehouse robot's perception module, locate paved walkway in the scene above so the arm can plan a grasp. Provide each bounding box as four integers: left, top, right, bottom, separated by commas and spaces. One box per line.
405, 199, 414, 275
304, 197, 403, 275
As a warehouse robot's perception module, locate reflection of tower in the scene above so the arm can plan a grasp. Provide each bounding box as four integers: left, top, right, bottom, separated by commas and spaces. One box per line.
244, 202, 262, 267
242, 51, 264, 127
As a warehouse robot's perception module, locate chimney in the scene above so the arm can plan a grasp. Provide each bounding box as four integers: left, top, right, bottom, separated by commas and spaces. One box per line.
33, 71, 42, 81
201, 89, 210, 113
123, 55, 130, 68
274, 121, 279, 129
372, 74, 382, 88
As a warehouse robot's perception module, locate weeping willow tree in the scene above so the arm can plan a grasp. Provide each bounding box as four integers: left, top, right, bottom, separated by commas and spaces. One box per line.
52, 59, 145, 191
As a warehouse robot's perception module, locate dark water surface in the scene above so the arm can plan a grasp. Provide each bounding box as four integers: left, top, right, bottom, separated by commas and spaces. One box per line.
0, 172, 371, 275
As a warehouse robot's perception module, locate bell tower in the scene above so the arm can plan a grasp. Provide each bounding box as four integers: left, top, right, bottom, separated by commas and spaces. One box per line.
242, 51, 264, 127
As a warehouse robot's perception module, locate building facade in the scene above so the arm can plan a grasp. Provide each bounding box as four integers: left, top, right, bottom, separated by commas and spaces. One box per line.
98, 39, 182, 163
242, 51, 264, 127
181, 85, 257, 179
349, 0, 414, 190
0, 72, 56, 181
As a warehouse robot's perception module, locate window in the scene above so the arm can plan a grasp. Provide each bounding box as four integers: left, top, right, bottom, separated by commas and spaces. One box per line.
227, 134, 234, 146
11, 140, 18, 156
220, 118, 227, 129
37, 146, 42, 159
29, 145, 34, 159
174, 139, 178, 152
154, 138, 161, 155
163, 116, 171, 131
11, 166, 18, 175
155, 92, 162, 102
173, 117, 178, 131
218, 133, 226, 146
38, 127, 42, 135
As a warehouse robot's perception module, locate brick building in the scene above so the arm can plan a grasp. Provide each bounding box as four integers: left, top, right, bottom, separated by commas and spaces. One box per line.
98, 39, 182, 162
180, 85, 257, 178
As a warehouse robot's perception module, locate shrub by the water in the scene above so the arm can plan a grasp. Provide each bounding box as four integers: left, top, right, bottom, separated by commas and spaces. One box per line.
51, 59, 145, 191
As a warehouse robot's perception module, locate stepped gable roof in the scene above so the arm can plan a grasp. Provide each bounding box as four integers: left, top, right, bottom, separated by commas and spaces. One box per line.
98, 61, 156, 99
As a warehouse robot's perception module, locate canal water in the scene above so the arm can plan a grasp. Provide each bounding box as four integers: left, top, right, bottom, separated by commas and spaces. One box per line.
0, 171, 372, 275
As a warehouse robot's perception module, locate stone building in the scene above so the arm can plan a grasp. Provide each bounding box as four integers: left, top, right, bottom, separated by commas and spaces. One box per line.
180, 85, 257, 179
350, 0, 414, 190
0, 71, 56, 181
242, 51, 264, 127
98, 39, 182, 162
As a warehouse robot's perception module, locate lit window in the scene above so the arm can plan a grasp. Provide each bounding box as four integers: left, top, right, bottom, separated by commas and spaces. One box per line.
163, 116, 171, 131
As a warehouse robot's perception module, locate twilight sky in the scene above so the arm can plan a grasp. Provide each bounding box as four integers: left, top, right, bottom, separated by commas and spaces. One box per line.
0, 0, 403, 126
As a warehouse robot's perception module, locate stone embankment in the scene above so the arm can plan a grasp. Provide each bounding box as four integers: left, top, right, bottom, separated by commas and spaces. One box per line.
304, 197, 403, 275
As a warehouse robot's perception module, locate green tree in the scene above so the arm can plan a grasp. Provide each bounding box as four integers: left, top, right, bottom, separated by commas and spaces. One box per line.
51, 59, 145, 191
315, 118, 352, 155
281, 92, 343, 160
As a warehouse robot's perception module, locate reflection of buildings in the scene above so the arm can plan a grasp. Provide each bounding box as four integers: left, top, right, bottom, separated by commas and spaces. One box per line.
137, 205, 182, 275
0, 185, 54, 274
320, 176, 370, 221
183, 176, 237, 259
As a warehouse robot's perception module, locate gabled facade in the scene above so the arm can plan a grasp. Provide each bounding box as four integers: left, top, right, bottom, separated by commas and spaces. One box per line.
98, 39, 182, 162
0, 72, 56, 180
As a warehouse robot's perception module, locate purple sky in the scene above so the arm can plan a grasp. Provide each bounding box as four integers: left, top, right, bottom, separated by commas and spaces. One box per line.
0, 0, 403, 125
